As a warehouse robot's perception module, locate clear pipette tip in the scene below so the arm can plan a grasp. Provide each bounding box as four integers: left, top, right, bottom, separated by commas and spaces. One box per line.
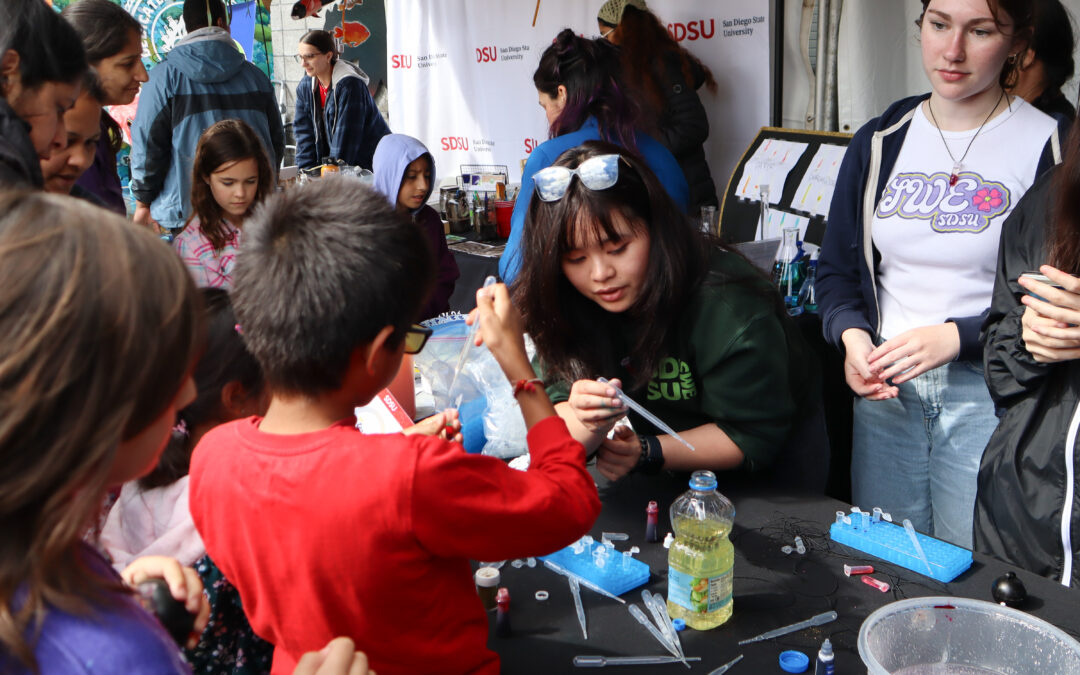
903, 518, 934, 575
736, 610, 838, 645
569, 576, 588, 640
707, 653, 744, 675
573, 655, 702, 668
447, 276, 497, 398
596, 377, 695, 451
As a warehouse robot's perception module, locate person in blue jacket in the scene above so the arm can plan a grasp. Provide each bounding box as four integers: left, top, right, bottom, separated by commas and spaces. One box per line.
817, 0, 1063, 548
498, 28, 688, 284
130, 0, 283, 232
372, 134, 459, 320
293, 30, 390, 171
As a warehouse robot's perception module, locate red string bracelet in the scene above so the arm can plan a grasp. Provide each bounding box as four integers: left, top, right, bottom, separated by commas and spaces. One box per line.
512, 378, 544, 396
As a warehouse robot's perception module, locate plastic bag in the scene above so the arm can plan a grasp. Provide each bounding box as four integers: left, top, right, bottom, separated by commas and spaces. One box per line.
416, 314, 527, 458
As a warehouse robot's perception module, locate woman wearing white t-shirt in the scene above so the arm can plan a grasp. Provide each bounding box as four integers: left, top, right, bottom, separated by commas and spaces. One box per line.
818, 0, 1063, 548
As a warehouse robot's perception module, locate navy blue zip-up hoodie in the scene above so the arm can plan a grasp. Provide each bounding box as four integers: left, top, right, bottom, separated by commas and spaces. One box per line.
817, 94, 1063, 362
294, 60, 389, 170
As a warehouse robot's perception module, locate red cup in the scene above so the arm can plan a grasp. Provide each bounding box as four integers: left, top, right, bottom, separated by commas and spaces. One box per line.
495, 200, 514, 238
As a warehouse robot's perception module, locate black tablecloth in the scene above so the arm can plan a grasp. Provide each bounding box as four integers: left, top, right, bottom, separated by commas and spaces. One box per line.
485, 470, 1080, 674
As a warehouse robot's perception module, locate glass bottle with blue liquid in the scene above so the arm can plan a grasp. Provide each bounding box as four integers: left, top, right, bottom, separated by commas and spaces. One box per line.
772, 226, 805, 313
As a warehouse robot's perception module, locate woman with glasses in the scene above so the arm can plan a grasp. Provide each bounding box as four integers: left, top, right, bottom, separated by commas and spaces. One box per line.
293, 30, 389, 171
513, 141, 827, 489
498, 28, 688, 284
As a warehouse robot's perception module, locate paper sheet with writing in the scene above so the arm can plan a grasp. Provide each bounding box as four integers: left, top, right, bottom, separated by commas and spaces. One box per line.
757, 209, 811, 242
735, 139, 809, 204
793, 144, 847, 217
354, 389, 414, 434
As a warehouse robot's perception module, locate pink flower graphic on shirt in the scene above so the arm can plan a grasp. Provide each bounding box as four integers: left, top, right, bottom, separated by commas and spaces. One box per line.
973, 187, 1003, 212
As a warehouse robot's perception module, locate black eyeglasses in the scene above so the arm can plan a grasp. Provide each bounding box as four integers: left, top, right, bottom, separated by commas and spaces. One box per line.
403, 324, 432, 354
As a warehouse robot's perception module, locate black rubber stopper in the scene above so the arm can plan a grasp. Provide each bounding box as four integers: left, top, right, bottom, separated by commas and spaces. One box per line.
991, 571, 1027, 608
136, 578, 196, 645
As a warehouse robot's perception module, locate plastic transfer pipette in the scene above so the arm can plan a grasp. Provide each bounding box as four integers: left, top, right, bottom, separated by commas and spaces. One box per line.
573, 655, 703, 667
643, 591, 685, 665
707, 654, 744, 675
569, 576, 588, 639
447, 276, 497, 402
737, 610, 838, 645
543, 559, 627, 604
596, 378, 695, 451
628, 604, 686, 666
903, 518, 934, 575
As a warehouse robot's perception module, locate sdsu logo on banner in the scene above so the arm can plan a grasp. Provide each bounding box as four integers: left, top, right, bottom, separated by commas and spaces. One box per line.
667, 19, 715, 42
476, 46, 498, 63
391, 54, 413, 69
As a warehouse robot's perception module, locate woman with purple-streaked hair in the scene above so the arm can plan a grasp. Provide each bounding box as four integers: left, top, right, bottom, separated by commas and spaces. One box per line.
498, 28, 688, 284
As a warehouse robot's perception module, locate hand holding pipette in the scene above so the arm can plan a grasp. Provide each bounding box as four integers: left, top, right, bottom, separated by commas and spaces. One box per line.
597, 378, 696, 451
449, 276, 498, 400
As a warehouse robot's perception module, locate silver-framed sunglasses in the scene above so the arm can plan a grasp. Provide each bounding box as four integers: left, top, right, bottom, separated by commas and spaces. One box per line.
532, 154, 623, 202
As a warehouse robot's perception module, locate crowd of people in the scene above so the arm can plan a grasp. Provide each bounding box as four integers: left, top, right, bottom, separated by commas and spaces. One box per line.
1, 0, 1080, 672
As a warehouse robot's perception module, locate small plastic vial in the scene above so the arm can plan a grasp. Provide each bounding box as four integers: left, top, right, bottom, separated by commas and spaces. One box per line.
872, 507, 883, 523
781, 545, 794, 555
662, 532, 674, 549
794, 536, 806, 555
475, 567, 501, 611
646, 501, 659, 542
862, 575, 890, 593
843, 564, 874, 577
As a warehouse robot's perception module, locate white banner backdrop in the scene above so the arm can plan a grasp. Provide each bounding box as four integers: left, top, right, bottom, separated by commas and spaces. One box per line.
385, 1, 770, 190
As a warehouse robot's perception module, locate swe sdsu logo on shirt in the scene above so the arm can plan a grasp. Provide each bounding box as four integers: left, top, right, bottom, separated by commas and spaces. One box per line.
647, 358, 697, 402
876, 171, 1011, 234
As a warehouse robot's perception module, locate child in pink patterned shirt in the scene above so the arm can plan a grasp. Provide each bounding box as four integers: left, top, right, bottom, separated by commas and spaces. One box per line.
174, 119, 274, 289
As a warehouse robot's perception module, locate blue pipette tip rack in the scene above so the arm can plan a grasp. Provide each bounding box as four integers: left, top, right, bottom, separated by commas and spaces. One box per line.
539, 540, 650, 597
829, 516, 971, 582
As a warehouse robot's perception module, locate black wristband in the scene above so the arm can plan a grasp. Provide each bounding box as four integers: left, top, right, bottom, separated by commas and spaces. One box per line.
635, 434, 664, 475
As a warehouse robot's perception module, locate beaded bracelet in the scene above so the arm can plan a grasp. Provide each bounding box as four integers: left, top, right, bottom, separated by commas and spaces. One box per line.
512, 378, 545, 396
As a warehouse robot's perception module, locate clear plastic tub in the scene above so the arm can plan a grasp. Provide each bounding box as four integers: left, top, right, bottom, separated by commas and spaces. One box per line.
858, 597, 1080, 674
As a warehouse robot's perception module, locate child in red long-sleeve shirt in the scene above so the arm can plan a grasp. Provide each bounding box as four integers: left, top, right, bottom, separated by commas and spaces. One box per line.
188, 176, 601, 675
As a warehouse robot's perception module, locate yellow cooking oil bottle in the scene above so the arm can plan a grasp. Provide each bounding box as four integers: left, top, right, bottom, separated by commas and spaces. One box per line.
666, 470, 735, 630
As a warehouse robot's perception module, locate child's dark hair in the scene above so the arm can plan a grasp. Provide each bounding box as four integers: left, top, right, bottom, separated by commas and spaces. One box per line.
61, 0, 143, 154
141, 288, 263, 490
232, 177, 435, 398
513, 141, 775, 389
188, 119, 274, 251
0, 0, 86, 96
533, 29, 640, 153
0, 191, 203, 671
183, 0, 228, 32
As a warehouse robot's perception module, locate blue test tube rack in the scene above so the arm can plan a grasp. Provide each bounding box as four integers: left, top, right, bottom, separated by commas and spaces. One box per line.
539, 539, 650, 597
829, 516, 972, 583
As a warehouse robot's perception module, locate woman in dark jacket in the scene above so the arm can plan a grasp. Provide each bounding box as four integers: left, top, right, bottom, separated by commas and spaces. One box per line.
0, 0, 86, 188
598, 0, 718, 211
293, 29, 390, 170
975, 117, 1080, 587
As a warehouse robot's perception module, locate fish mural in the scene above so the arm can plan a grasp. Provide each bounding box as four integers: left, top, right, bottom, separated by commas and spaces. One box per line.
333, 18, 370, 47
291, 0, 323, 19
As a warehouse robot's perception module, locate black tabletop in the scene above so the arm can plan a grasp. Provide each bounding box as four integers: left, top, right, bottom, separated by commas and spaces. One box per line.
485, 470, 1080, 674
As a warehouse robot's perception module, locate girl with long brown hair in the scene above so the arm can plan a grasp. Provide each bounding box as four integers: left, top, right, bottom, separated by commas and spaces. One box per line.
597, 0, 718, 210
976, 111, 1080, 586
173, 119, 274, 290
0, 191, 207, 672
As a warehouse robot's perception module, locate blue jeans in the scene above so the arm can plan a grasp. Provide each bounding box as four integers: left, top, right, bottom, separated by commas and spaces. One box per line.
851, 361, 995, 548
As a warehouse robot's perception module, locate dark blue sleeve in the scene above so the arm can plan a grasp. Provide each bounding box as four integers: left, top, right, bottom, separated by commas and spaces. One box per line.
817, 123, 877, 350
330, 78, 390, 170
293, 80, 317, 169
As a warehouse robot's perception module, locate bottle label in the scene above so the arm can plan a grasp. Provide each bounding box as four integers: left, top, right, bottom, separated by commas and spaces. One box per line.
668, 566, 732, 613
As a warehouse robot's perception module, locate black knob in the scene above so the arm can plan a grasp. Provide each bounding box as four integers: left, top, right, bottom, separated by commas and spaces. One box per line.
991, 571, 1027, 608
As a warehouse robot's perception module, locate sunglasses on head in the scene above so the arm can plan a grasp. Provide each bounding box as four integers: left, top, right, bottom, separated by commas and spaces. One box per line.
533, 154, 623, 202
403, 324, 432, 354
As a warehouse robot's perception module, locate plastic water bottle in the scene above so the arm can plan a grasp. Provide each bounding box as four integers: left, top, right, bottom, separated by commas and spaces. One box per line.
666, 471, 735, 630
771, 226, 804, 312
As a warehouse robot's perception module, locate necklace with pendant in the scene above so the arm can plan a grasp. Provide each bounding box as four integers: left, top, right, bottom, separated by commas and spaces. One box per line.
926, 89, 1007, 187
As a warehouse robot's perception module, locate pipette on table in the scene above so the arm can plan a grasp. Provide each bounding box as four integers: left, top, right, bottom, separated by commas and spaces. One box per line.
707, 654, 744, 675
596, 377, 695, 451
543, 559, 627, 604
573, 655, 703, 667
642, 590, 686, 665
903, 518, 934, 575
447, 276, 497, 402
628, 604, 686, 665
737, 610, 838, 645
569, 576, 588, 639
